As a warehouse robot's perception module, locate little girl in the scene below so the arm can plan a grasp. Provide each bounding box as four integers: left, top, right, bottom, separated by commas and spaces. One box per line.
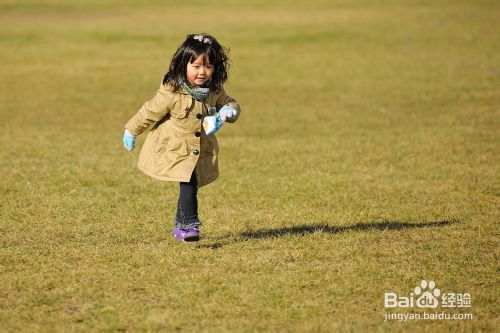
122, 33, 241, 242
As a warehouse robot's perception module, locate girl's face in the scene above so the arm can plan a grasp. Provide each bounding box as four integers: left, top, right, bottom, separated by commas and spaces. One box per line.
186, 53, 214, 86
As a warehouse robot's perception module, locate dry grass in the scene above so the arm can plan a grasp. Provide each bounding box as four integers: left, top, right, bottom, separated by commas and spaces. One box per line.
0, 0, 498, 332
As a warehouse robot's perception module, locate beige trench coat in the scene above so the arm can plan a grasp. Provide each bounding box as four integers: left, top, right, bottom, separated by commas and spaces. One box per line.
125, 83, 240, 188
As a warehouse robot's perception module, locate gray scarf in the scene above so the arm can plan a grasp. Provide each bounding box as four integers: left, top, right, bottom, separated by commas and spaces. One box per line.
183, 81, 209, 101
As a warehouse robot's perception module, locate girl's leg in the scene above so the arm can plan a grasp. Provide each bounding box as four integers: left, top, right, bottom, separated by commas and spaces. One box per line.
175, 171, 201, 229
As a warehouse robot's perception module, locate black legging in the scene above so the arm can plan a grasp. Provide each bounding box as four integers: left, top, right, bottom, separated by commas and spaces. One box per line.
175, 171, 200, 229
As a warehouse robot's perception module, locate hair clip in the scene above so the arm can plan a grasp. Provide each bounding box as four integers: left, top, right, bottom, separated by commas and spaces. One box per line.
193, 35, 212, 44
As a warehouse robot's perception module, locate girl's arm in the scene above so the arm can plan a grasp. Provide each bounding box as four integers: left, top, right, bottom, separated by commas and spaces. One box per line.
125, 84, 173, 136
215, 86, 241, 123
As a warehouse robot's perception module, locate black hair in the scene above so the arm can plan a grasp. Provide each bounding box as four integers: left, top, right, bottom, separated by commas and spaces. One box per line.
162, 33, 229, 92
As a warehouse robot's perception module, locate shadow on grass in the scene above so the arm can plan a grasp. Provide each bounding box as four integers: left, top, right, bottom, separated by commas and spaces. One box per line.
196, 219, 459, 249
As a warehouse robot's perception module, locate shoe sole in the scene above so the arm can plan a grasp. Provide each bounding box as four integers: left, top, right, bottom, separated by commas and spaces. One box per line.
173, 234, 200, 242
184, 235, 200, 242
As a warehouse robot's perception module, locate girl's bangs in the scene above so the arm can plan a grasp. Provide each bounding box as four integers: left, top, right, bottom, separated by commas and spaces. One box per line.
187, 46, 217, 65
185, 48, 199, 63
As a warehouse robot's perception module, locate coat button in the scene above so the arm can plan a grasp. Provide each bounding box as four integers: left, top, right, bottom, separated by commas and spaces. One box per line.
195, 131, 201, 137
193, 149, 200, 156
196, 113, 203, 119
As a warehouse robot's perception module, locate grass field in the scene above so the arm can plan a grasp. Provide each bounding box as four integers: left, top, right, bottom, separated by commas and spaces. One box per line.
1, 0, 499, 331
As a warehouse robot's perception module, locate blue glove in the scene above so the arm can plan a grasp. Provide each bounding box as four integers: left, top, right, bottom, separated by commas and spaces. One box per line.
203, 113, 224, 136
123, 129, 136, 151
218, 105, 238, 122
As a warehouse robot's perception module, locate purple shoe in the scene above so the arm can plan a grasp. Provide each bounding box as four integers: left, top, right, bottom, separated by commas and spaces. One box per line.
172, 227, 200, 242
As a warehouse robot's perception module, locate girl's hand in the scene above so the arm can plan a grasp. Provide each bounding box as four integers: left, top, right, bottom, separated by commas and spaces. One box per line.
218, 105, 238, 122
203, 114, 224, 135
123, 129, 136, 151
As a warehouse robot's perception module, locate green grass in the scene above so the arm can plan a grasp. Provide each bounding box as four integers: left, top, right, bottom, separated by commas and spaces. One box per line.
1, 0, 498, 331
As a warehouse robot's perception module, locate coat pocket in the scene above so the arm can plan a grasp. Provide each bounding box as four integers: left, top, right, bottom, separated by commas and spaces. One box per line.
156, 132, 189, 158
153, 133, 190, 175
